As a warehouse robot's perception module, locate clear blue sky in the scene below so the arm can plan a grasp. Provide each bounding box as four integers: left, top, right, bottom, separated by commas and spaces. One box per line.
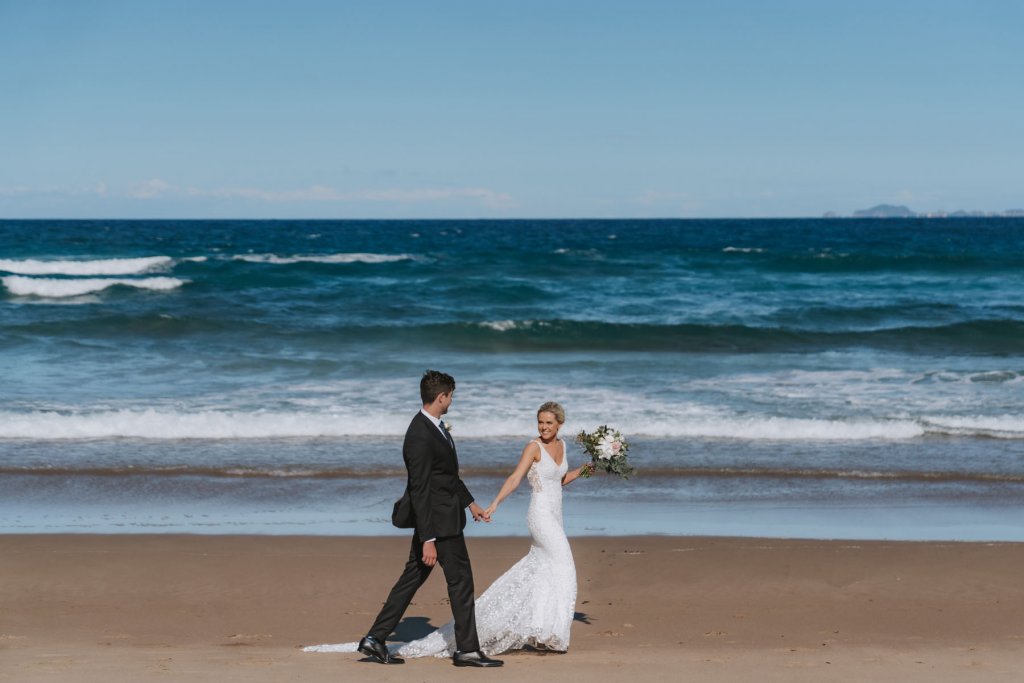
2, 0, 1021, 218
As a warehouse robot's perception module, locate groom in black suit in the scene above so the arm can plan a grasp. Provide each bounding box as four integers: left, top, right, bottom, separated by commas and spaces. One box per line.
359, 370, 504, 668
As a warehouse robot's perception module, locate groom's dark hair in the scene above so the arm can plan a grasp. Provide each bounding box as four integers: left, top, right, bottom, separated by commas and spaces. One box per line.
420, 370, 456, 404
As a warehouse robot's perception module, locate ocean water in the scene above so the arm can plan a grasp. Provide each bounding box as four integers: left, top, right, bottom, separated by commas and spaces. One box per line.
1, 218, 1023, 540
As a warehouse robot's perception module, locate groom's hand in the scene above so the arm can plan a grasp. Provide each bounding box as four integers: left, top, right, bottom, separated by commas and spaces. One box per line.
421, 540, 437, 567
469, 502, 490, 523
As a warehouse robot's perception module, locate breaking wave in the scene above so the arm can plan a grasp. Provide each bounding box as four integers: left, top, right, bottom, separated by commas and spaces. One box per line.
2, 276, 186, 298
0, 256, 173, 276
1, 409, 1021, 440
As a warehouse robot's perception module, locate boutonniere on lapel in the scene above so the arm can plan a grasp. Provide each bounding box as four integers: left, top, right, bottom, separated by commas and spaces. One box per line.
442, 420, 453, 432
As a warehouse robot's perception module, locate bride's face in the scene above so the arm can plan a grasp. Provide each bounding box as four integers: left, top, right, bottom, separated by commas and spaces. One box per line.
536, 411, 560, 440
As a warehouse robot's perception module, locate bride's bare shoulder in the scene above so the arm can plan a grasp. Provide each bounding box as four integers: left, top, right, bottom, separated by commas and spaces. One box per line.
520, 440, 542, 462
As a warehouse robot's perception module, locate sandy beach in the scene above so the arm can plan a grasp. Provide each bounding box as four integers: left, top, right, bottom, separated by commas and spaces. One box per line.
1, 534, 1021, 681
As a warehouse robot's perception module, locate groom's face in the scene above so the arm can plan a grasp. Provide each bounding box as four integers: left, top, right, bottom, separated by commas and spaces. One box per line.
439, 390, 454, 415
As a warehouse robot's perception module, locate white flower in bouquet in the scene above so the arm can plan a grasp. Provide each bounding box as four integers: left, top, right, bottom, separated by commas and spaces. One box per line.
575, 425, 633, 479
598, 435, 622, 459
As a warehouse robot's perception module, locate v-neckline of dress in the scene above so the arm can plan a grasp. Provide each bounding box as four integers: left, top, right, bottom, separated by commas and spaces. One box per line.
535, 438, 564, 468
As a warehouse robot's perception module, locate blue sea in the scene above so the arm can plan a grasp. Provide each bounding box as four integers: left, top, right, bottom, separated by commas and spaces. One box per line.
2, 219, 1023, 540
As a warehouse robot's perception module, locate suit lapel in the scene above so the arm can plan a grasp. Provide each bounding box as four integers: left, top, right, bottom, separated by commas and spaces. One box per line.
418, 412, 454, 453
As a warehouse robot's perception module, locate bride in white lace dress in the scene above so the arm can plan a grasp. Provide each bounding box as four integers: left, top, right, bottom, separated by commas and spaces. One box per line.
304, 401, 592, 658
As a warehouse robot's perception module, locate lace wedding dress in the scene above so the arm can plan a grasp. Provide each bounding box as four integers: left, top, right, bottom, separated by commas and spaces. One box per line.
304, 439, 577, 657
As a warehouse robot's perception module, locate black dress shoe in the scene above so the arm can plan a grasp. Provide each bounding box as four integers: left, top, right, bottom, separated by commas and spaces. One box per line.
357, 635, 404, 665
453, 650, 504, 667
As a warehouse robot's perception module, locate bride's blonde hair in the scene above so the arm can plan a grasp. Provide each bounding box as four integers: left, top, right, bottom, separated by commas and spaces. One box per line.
537, 401, 565, 424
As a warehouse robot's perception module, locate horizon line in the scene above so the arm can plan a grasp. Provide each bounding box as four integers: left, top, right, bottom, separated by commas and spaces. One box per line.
3, 215, 1024, 222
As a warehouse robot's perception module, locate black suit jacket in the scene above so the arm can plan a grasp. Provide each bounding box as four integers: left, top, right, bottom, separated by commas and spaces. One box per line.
391, 411, 474, 540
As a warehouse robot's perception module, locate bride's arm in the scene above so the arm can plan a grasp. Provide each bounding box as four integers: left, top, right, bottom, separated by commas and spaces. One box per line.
562, 462, 594, 486
484, 443, 539, 517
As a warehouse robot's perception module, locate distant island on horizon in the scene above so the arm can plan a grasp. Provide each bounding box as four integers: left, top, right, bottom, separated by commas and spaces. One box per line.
825, 204, 1024, 219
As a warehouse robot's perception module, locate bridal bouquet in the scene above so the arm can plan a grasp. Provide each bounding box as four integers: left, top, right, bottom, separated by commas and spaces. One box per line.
575, 425, 633, 479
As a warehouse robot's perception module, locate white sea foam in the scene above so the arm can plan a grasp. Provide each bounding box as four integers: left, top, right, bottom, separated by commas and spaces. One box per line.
636, 417, 925, 440
2, 276, 186, 298
552, 247, 602, 259
968, 371, 1022, 384
1, 371, 1017, 440
722, 247, 766, 253
0, 256, 173, 276
232, 253, 419, 265
2, 408, 1008, 441
477, 320, 547, 332
0, 409, 406, 439
685, 367, 1014, 415
480, 320, 518, 332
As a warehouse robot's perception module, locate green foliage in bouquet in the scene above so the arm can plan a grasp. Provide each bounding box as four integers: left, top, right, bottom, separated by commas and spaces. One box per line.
574, 425, 634, 479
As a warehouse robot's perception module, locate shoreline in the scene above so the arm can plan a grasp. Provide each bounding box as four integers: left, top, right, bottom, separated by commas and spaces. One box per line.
6, 434, 1024, 542
2, 534, 1022, 681
5, 496, 1024, 541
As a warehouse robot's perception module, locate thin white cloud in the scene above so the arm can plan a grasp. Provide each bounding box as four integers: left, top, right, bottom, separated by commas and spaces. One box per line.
129, 178, 174, 198
190, 185, 336, 201
0, 185, 38, 197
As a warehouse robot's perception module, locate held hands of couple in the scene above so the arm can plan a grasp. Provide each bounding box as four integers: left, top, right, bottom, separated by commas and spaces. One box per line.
469, 501, 492, 523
